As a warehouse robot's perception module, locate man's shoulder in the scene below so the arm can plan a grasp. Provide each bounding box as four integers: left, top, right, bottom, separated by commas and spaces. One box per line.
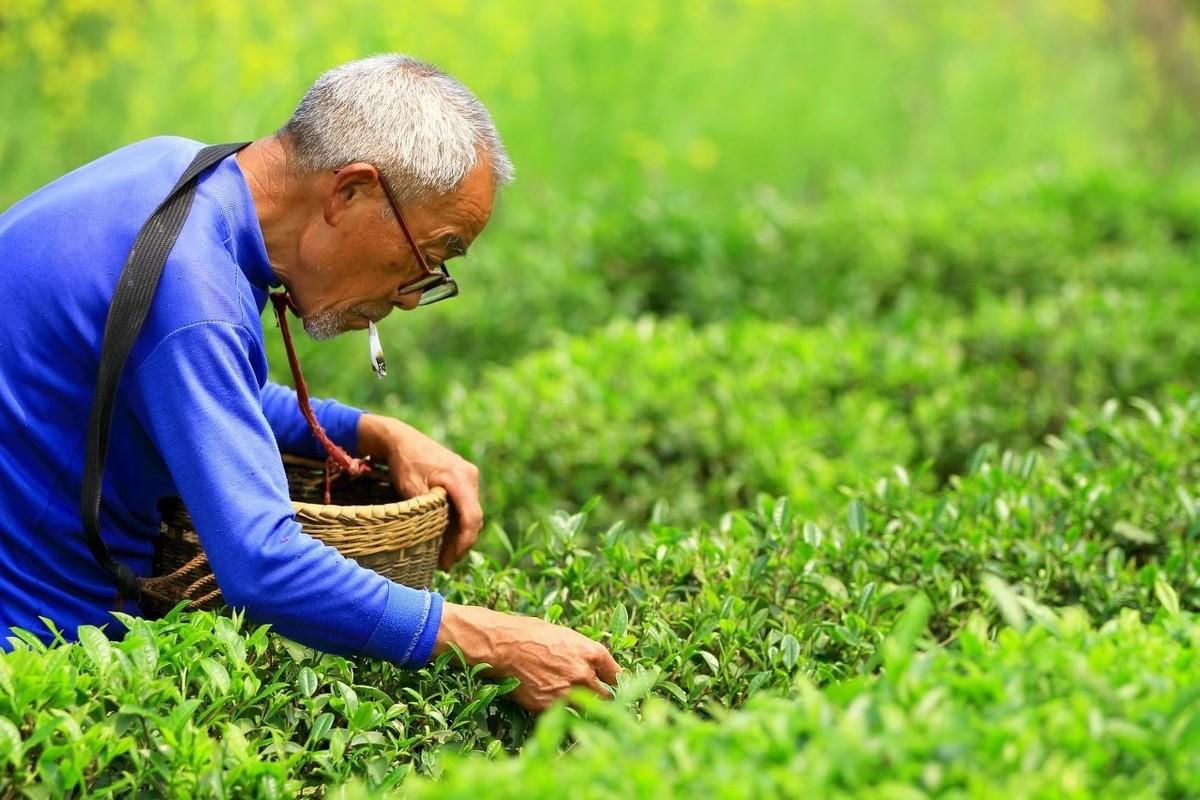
113, 134, 206, 159
102, 138, 262, 368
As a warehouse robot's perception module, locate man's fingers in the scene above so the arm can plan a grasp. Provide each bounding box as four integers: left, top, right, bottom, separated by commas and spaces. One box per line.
396, 473, 430, 499
439, 475, 484, 556
584, 674, 613, 700
392, 459, 484, 571
455, 502, 483, 557
590, 646, 622, 685
438, 525, 458, 571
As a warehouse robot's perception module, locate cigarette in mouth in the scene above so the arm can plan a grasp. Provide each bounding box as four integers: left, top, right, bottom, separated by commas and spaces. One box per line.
368, 320, 387, 379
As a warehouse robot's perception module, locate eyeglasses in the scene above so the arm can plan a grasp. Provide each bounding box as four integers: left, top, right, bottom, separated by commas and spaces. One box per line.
343, 167, 460, 307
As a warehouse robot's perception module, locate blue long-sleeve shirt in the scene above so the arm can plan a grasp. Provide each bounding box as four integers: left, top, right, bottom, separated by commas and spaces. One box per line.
0, 136, 443, 666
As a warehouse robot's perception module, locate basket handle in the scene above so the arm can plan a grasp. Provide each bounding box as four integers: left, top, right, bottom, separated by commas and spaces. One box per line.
268, 291, 373, 502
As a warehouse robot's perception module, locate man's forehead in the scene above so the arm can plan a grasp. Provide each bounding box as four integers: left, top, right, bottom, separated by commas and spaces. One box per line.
407, 158, 496, 252
422, 193, 494, 248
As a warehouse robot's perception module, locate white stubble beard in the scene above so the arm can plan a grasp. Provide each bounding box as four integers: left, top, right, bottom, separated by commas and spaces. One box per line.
301, 308, 349, 341
301, 303, 392, 341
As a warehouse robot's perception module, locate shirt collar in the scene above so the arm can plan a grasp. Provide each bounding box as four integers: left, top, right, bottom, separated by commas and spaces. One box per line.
206, 149, 279, 291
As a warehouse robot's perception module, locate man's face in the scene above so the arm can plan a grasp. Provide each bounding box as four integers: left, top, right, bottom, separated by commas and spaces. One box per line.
292, 157, 496, 340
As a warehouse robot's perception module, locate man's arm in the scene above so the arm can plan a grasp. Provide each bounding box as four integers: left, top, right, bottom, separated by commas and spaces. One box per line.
131, 321, 439, 665
262, 384, 484, 570
132, 320, 620, 709
261, 381, 362, 461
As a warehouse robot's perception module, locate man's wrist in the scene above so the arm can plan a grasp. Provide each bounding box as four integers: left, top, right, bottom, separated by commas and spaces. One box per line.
434, 602, 507, 672
357, 412, 404, 461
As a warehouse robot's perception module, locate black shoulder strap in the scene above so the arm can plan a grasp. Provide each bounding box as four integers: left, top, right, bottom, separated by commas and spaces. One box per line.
80, 142, 251, 603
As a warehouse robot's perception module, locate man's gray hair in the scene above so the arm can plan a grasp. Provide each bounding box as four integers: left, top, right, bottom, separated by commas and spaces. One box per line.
281, 54, 514, 205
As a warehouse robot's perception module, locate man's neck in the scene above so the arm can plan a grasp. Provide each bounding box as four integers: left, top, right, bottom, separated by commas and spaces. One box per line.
236, 135, 309, 291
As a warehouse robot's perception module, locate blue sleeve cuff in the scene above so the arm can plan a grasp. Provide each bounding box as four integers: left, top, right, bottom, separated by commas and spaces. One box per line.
360, 583, 445, 668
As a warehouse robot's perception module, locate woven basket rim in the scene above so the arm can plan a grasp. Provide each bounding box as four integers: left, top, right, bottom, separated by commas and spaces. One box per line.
281, 454, 449, 518
149, 456, 448, 612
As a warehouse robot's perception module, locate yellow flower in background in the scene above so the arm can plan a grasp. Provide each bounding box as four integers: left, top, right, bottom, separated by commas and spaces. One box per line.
622, 130, 668, 174
0, 0, 1192, 210
686, 137, 719, 171
1057, 0, 1106, 27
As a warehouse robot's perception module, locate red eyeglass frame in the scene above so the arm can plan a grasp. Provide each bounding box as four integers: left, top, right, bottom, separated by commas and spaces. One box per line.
336, 166, 460, 306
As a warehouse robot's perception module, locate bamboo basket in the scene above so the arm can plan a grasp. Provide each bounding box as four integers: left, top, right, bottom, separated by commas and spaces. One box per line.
142, 455, 449, 617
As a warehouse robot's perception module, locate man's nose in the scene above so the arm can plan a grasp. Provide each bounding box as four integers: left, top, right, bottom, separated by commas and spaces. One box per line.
393, 290, 423, 311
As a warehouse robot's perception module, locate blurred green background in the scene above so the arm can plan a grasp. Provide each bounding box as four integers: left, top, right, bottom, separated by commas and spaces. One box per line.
4, 0, 1200, 530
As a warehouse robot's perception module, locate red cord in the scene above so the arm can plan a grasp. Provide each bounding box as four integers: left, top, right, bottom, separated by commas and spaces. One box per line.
270, 292, 372, 502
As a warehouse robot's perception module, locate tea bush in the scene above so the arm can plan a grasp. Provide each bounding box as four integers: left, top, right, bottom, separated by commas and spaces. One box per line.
427, 285, 1200, 529
577, 168, 1200, 325
403, 608, 1200, 799
441, 397, 1200, 693
6, 3, 1200, 796
2, 397, 1198, 795
279, 165, 1200, 411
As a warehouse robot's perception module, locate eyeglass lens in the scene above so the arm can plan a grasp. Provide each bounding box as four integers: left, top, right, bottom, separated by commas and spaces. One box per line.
416, 280, 458, 306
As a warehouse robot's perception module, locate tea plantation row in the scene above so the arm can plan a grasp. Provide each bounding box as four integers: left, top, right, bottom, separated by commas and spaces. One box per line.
285, 165, 1200, 410
421, 282, 1200, 530
2, 397, 1197, 795
400, 609, 1200, 799
334, 166, 1200, 535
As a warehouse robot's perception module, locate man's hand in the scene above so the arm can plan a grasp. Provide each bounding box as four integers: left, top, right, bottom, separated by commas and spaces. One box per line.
357, 413, 483, 570
434, 602, 622, 714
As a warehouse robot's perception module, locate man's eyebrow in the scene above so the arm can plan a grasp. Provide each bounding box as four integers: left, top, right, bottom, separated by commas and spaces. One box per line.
441, 234, 468, 257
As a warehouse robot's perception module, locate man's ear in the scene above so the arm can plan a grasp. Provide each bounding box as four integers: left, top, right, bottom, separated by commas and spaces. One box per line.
324, 162, 381, 226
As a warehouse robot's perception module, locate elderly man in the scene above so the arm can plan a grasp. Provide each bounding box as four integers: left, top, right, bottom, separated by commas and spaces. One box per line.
0, 55, 618, 712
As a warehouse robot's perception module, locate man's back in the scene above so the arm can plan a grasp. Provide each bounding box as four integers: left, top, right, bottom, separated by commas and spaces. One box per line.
0, 137, 270, 640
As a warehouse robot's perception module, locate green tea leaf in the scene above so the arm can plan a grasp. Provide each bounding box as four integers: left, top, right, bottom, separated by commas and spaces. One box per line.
847, 500, 868, 536
77, 626, 112, 673
298, 667, 318, 698
610, 604, 629, 639
0, 657, 13, 697
336, 682, 359, 715
199, 658, 230, 696
1114, 521, 1157, 545
0, 717, 22, 766
1154, 578, 1180, 617
657, 681, 689, 704
778, 635, 800, 670
329, 728, 349, 762
310, 712, 335, 743
982, 574, 1027, 629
